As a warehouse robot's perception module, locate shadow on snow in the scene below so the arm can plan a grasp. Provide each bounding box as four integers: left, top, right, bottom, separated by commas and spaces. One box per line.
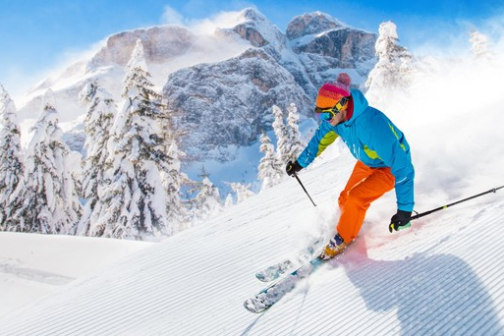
341, 239, 503, 335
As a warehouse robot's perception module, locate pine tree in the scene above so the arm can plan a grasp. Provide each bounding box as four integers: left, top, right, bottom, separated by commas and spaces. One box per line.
94, 39, 171, 240
228, 182, 255, 204
224, 193, 234, 209
75, 82, 117, 236
156, 96, 188, 234
0, 85, 23, 229
272, 105, 289, 165
365, 21, 413, 106
285, 103, 305, 164
66, 151, 84, 235
258, 131, 283, 190
6, 91, 81, 234
162, 140, 187, 233
192, 176, 222, 224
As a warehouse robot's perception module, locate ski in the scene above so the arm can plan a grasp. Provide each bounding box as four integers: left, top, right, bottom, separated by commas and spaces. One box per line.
255, 259, 294, 282
255, 238, 323, 282
244, 257, 325, 313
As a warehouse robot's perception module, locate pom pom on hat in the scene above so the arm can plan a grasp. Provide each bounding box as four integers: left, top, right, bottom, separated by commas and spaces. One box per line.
336, 73, 351, 91
315, 73, 352, 108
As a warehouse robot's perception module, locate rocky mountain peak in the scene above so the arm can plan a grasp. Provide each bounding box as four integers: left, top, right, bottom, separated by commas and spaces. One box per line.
238, 7, 268, 23
230, 7, 285, 48
286, 12, 345, 40
89, 25, 196, 68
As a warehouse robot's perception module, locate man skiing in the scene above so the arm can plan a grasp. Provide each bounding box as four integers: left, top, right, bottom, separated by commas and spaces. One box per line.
286, 73, 415, 260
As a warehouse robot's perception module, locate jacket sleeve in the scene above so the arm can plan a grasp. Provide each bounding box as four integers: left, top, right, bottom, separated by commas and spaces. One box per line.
367, 115, 415, 212
297, 122, 338, 168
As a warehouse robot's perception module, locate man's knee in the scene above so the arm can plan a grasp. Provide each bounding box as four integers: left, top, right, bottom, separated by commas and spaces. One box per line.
344, 190, 370, 210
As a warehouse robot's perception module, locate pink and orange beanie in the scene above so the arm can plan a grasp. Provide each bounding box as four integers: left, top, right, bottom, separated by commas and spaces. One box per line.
315, 73, 352, 108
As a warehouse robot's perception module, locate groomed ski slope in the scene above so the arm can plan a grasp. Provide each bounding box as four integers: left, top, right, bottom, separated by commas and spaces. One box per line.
0, 233, 153, 316
0, 149, 503, 335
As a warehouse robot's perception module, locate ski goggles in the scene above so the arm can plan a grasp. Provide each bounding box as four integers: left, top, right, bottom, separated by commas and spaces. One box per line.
315, 96, 349, 122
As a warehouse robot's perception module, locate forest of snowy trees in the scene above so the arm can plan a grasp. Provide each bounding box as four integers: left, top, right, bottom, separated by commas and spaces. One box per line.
0, 40, 224, 240
258, 103, 305, 191
0, 22, 494, 240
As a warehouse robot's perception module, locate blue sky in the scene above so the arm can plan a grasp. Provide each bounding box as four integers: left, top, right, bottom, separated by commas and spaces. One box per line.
1, 0, 503, 98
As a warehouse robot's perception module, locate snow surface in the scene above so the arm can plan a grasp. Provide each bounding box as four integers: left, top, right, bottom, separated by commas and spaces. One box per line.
0, 148, 503, 334
0, 233, 152, 316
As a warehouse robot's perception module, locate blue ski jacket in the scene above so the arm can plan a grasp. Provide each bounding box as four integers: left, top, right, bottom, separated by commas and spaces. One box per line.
297, 89, 415, 212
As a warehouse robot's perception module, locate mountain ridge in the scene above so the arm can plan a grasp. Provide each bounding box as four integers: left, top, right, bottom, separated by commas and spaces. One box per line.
16, 7, 377, 186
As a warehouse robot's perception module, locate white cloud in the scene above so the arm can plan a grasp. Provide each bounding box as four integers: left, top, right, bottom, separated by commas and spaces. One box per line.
161, 5, 184, 26
188, 11, 245, 35
160, 5, 246, 35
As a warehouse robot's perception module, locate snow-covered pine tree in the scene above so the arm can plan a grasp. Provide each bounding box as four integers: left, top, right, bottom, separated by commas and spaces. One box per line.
224, 193, 234, 209
470, 30, 494, 62
94, 39, 171, 240
75, 82, 117, 236
258, 131, 283, 190
285, 103, 305, 164
272, 105, 289, 165
6, 90, 81, 234
365, 21, 413, 107
66, 151, 84, 234
228, 182, 255, 204
163, 140, 188, 233
0, 85, 23, 229
155, 94, 189, 233
191, 176, 222, 224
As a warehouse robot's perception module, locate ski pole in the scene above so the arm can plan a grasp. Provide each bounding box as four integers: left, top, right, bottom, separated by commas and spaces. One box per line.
411, 185, 504, 221
294, 173, 317, 207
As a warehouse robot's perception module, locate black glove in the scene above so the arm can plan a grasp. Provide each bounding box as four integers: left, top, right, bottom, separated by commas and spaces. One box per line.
286, 160, 303, 177
389, 210, 412, 233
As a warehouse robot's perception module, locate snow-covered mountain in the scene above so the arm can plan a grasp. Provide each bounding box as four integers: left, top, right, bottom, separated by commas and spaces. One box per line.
163, 10, 375, 161
16, 8, 376, 178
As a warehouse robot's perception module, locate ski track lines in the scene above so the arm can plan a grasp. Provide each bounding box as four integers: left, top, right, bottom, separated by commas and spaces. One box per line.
1, 154, 504, 335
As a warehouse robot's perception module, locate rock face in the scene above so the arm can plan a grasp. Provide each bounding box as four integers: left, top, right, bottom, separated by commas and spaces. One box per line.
161, 9, 376, 160
286, 11, 344, 40
89, 26, 196, 67
163, 48, 311, 159
291, 28, 376, 68
285, 11, 376, 68
231, 9, 277, 47
20, 8, 377, 165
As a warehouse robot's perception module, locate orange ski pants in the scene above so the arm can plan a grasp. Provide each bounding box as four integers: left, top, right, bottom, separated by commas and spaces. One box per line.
337, 161, 395, 243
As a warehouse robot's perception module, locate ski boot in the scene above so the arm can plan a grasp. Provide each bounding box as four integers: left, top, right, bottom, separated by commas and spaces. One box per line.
320, 233, 347, 260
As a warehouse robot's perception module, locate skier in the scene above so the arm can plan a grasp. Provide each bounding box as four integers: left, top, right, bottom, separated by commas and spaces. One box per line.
286, 73, 415, 260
